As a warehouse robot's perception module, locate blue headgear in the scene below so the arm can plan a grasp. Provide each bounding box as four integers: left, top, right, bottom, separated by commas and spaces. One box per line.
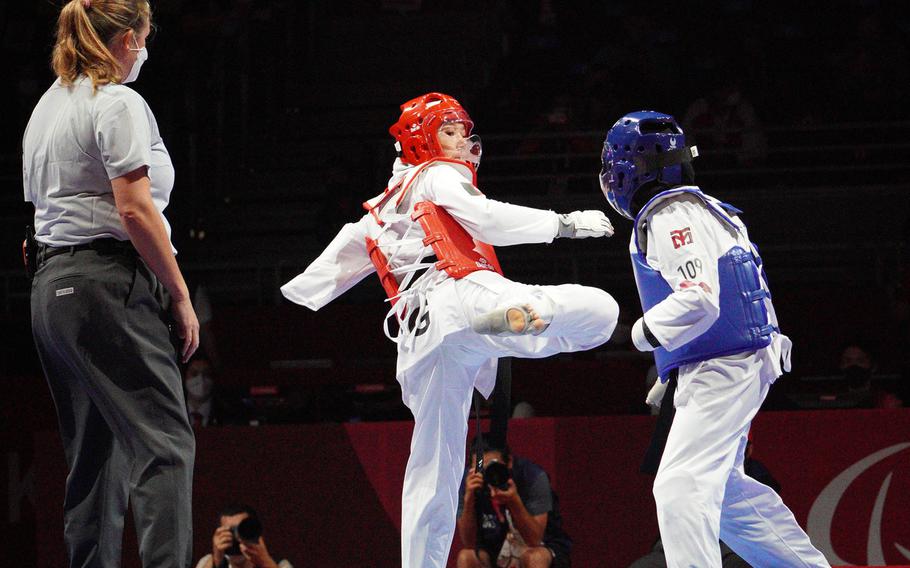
599, 111, 698, 219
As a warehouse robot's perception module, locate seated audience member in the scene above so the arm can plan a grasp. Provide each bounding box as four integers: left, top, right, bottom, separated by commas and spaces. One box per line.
511, 401, 536, 419
193, 283, 222, 368
196, 503, 292, 568
837, 342, 902, 408
456, 437, 571, 568
184, 356, 244, 427
682, 73, 767, 166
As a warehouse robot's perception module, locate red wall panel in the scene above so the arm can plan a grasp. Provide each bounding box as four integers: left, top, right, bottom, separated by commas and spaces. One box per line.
31, 410, 910, 567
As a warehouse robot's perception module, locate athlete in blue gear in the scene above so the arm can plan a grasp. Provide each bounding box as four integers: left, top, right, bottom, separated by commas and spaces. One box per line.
600, 111, 830, 568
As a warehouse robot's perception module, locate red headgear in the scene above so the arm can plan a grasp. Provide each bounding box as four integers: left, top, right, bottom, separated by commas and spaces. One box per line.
389, 92, 474, 166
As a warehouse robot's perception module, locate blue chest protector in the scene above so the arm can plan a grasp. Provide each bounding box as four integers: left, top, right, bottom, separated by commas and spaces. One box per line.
632, 188, 777, 380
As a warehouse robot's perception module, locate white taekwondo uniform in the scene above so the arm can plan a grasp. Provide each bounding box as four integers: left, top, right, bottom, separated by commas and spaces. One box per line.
630, 188, 830, 568
282, 158, 618, 568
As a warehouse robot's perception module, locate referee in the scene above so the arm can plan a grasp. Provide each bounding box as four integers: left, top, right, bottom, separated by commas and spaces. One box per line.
22, 1, 197, 566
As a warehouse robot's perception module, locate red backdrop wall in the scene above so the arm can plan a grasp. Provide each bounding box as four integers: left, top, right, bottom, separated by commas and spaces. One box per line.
30, 410, 910, 567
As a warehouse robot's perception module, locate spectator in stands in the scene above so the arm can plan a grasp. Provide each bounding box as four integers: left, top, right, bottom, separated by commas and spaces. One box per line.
512, 401, 536, 419
517, 94, 597, 164
836, 342, 902, 409
828, 10, 910, 121
196, 503, 292, 568
456, 436, 571, 568
184, 355, 245, 427
682, 73, 767, 166
838, 342, 876, 407
184, 356, 215, 427
193, 282, 222, 368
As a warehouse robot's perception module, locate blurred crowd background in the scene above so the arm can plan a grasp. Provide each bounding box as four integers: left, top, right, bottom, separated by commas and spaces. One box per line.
2, 0, 910, 425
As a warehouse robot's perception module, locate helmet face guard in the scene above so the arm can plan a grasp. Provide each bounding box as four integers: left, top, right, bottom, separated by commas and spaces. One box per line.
459, 134, 482, 168
389, 92, 474, 166
600, 111, 697, 219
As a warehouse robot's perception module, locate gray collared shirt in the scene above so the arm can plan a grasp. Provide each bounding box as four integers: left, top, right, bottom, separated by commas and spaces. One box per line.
22, 77, 175, 251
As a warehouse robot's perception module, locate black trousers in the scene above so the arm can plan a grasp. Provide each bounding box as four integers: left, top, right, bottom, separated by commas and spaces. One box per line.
31, 247, 195, 568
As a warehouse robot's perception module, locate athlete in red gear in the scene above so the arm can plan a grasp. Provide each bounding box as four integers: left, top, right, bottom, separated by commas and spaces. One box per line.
282, 93, 619, 568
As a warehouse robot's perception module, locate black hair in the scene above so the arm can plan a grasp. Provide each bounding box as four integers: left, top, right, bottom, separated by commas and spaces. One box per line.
187, 352, 212, 365
218, 502, 259, 523
838, 338, 877, 364
182, 353, 213, 378
469, 433, 511, 464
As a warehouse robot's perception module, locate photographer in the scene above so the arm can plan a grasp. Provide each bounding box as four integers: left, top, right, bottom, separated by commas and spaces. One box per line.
195, 503, 292, 568
456, 438, 571, 568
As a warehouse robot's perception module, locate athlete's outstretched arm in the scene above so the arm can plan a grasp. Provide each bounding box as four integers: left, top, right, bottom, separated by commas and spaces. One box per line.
281, 214, 375, 310
427, 165, 612, 246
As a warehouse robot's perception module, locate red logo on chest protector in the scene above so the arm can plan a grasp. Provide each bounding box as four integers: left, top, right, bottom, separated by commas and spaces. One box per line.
670, 227, 693, 249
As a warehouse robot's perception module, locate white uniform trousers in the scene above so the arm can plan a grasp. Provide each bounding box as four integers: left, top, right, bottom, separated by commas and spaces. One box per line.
399, 279, 619, 568
654, 353, 830, 568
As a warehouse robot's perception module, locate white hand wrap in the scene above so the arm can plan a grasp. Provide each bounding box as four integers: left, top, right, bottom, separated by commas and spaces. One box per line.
557, 210, 615, 239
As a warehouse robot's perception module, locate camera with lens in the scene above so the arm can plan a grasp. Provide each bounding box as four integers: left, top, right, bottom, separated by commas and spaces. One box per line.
482, 460, 511, 491
224, 516, 263, 556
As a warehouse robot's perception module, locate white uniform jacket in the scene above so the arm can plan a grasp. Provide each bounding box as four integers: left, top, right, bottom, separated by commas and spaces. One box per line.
629, 187, 792, 387
281, 159, 562, 397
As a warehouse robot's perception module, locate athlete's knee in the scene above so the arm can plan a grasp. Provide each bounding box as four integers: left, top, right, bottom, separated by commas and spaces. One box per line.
654, 468, 704, 513
585, 289, 619, 337
457, 548, 491, 568
519, 547, 553, 568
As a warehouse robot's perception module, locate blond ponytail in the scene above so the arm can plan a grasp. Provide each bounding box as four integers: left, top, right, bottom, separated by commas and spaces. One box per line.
52, 0, 151, 90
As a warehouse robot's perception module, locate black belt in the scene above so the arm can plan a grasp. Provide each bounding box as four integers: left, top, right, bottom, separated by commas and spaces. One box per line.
37, 238, 136, 267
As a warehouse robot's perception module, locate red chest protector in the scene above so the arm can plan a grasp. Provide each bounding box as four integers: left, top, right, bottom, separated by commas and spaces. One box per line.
363, 161, 503, 304
413, 200, 503, 278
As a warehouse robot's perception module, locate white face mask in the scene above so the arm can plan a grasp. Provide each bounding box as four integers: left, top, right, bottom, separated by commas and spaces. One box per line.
185, 373, 213, 399
124, 37, 148, 84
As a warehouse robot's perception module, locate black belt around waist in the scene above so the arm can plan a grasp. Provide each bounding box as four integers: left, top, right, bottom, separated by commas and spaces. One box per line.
38, 238, 136, 266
